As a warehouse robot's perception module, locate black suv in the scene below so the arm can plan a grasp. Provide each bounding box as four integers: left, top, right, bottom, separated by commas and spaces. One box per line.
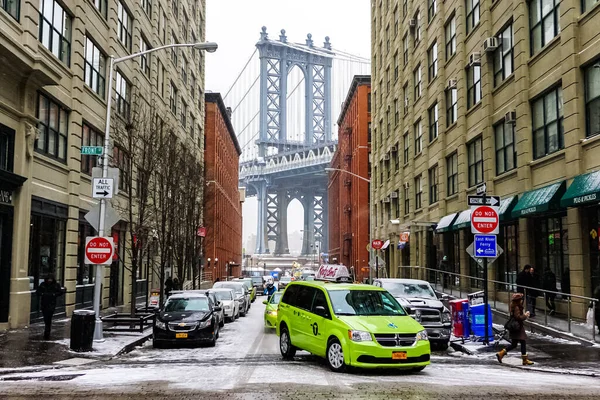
153, 292, 221, 348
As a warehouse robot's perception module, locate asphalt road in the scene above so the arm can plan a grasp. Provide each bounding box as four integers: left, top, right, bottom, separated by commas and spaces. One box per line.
1, 297, 600, 399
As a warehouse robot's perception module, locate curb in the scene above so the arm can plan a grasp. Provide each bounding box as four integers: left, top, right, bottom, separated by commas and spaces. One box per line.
498, 361, 600, 378
449, 341, 475, 355
113, 332, 152, 357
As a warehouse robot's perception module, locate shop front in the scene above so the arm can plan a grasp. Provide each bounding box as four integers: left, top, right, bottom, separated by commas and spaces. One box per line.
434, 213, 459, 284
451, 210, 482, 288
76, 212, 96, 309
496, 196, 519, 290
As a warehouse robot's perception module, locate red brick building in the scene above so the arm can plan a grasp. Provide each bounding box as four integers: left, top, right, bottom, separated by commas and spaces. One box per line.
328, 76, 371, 282
204, 93, 243, 280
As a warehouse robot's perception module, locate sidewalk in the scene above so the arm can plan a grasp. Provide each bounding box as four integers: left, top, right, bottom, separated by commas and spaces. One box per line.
433, 283, 600, 345
0, 305, 152, 374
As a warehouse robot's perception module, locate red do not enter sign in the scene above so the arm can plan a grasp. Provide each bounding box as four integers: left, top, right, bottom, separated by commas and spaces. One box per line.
471, 206, 499, 234
85, 236, 115, 265
371, 239, 384, 250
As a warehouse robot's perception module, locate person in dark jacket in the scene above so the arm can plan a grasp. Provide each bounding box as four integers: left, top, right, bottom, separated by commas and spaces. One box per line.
542, 266, 557, 315
164, 277, 173, 299
516, 265, 532, 294
528, 267, 540, 317
439, 256, 450, 288
36, 274, 64, 340
172, 277, 180, 291
496, 293, 534, 365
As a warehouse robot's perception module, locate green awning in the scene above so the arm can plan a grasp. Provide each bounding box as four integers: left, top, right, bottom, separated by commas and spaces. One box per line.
560, 170, 600, 208
452, 209, 472, 230
511, 181, 566, 218
498, 196, 518, 222
435, 213, 458, 233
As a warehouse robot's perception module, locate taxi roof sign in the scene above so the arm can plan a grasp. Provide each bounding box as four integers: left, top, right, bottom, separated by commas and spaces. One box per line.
315, 264, 352, 283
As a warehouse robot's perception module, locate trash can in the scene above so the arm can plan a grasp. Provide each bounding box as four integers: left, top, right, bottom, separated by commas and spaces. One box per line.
469, 303, 493, 341
449, 299, 469, 338
461, 301, 471, 337
70, 310, 96, 352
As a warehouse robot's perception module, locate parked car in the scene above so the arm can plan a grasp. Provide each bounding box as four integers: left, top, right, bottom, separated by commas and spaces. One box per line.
205, 291, 225, 327
213, 282, 250, 316
373, 278, 451, 350
207, 288, 239, 322
153, 292, 221, 348
278, 276, 292, 290
234, 278, 256, 303
251, 276, 265, 294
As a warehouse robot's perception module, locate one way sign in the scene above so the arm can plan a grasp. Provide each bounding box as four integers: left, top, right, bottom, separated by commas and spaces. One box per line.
92, 178, 114, 199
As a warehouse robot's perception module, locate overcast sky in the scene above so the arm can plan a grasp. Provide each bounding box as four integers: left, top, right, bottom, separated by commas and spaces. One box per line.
205, 0, 371, 252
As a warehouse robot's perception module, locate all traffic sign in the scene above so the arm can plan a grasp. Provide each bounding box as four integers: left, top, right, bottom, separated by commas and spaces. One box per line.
371, 239, 384, 250
471, 205, 499, 234
93, 178, 114, 199
84, 236, 114, 265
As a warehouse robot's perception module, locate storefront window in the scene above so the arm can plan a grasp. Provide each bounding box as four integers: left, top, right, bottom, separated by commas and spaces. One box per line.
77, 219, 95, 285
587, 207, 600, 293
466, 231, 484, 288
497, 223, 519, 290
534, 215, 569, 292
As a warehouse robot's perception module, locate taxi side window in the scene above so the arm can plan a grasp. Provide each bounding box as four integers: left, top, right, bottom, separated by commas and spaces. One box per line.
311, 290, 331, 319
295, 286, 316, 311
281, 285, 299, 306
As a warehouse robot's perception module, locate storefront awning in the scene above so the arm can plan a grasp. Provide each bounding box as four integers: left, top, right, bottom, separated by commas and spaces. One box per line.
511, 181, 566, 218
498, 196, 518, 222
560, 170, 600, 208
452, 209, 472, 230
435, 213, 458, 233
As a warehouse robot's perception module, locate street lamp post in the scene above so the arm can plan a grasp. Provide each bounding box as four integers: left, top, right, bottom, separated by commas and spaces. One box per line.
92, 41, 218, 342
324, 167, 372, 283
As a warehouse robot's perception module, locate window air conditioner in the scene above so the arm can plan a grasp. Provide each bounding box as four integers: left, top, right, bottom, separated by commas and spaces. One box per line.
390, 191, 399, 198
390, 145, 397, 152
469, 52, 481, 66
505, 111, 517, 124
447, 79, 457, 89
409, 19, 417, 28
483, 37, 499, 53
383, 197, 391, 203
384, 154, 390, 160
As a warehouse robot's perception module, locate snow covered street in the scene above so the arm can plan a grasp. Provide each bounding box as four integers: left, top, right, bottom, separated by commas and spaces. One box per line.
1, 299, 600, 399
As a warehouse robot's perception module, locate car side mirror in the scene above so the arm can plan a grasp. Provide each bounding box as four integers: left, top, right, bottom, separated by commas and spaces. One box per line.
314, 305, 328, 317
213, 306, 222, 312
440, 294, 449, 301
262, 300, 268, 305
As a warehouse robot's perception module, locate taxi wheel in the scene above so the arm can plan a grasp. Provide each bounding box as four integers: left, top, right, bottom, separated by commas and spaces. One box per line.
279, 326, 296, 359
326, 338, 346, 373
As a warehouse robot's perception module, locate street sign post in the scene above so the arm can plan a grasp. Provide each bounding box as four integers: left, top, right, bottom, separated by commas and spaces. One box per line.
84, 236, 114, 265
92, 178, 114, 199
474, 235, 497, 258
81, 146, 103, 155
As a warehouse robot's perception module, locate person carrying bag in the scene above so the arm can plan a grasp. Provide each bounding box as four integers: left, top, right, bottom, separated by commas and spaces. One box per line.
496, 293, 534, 366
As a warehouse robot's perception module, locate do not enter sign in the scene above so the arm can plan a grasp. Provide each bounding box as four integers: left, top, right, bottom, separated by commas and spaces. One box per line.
85, 236, 115, 265
371, 239, 384, 250
471, 205, 499, 235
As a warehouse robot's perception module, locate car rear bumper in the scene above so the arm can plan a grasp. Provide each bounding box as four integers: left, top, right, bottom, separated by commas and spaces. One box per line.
347, 340, 431, 369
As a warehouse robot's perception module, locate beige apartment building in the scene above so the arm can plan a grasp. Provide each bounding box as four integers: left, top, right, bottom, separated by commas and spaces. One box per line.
0, 0, 206, 329
371, 0, 600, 318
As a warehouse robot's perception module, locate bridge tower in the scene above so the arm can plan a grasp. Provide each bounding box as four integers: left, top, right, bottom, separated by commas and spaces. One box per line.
250, 27, 334, 256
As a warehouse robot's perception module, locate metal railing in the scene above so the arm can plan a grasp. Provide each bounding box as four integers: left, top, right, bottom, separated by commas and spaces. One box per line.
398, 266, 598, 342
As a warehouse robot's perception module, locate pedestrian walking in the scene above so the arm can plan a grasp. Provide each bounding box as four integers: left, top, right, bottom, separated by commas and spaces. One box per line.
36, 274, 64, 340
173, 277, 180, 291
496, 293, 534, 366
164, 277, 173, 299
516, 265, 532, 294
542, 266, 557, 315
439, 256, 450, 288
528, 267, 540, 318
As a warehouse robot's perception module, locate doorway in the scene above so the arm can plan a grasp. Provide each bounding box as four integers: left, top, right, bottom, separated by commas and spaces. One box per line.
0, 206, 13, 322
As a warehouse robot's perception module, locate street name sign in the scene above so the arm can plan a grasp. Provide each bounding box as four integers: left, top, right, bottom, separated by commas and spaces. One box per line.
476, 182, 487, 195
92, 178, 114, 199
84, 236, 114, 265
81, 146, 103, 155
467, 195, 500, 207
474, 235, 498, 257
471, 205, 500, 234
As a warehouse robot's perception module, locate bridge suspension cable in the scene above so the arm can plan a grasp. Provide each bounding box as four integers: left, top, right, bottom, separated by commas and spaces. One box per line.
223, 48, 258, 101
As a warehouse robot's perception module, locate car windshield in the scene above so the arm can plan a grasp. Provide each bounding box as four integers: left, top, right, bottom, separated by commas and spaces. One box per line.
215, 283, 244, 294
268, 292, 283, 304
164, 298, 209, 312
381, 282, 437, 299
328, 290, 407, 316
212, 291, 233, 301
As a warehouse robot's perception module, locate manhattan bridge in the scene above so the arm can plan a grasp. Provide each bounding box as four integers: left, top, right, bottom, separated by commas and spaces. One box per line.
226, 27, 370, 257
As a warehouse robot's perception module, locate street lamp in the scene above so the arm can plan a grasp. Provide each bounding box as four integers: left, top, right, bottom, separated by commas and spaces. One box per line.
324, 167, 373, 283
93, 41, 218, 342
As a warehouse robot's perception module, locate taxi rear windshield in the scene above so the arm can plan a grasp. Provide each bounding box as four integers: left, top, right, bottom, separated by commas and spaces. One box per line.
328, 290, 407, 317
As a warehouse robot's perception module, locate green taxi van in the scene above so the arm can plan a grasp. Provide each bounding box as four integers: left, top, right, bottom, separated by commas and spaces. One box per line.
276, 265, 430, 372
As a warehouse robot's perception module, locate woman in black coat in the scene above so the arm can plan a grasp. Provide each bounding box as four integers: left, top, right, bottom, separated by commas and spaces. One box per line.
36, 274, 64, 340
496, 293, 534, 365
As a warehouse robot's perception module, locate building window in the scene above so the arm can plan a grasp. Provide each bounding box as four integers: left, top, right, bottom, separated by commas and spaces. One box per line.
181, 56, 188, 85
414, 120, 422, 154
84, 37, 106, 98
394, 51, 399, 80
404, 185, 410, 215
171, 32, 178, 65
386, 26, 390, 52
583, 0, 600, 12
466, 0, 480, 34
0, 124, 15, 172
182, 12, 189, 42
585, 62, 600, 138
495, 121, 516, 175
445, 16, 456, 60
532, 86, 564, 159
494, 24, 513, 86
190, 74, 196, 99
170, 81, 178, 114
36, 93, 68, 161
117, 1, 132, 52
172, 0, 178, 16
386, 68, 390, 92
115, 71, 131, 119
414, 10, 422, 44
368, 122, 372, 142
190, 115, 196, 140
140, 37, 151, 77
394, 99, 399, 125
181, 100, 187, 129
394, 144, 399, 171
142, 0, 151, 15
533, 215, 569, 291
403, 34, 408, 65
447, 152, 458, 195
530, 0, 560, 55
159, 5, 166, 43
394, 6, 399, 35
403, 0, 407, 17
428, 0, 437, 22
467, 65, 482, 108
415, 175, 423, 209
39, 0, 72, 65
446, 87, 457, 126
81, 123, 103, 175
428, 42, 438, 81
157, 61, 165, 97
429, 166, 439, 204
394, 196, 400, 218
1, 0, 19, 20
467, 137, 483, 187
414, 65, 422, 100
113, 146, 130, 192
429, 103, 439, 142
77, 220, 96, 285
403, 132, 409, 163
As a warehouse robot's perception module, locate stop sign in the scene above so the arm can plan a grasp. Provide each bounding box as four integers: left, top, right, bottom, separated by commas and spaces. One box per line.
471, 206, 499, 234
84, 236, 114, 265
371, 239, 384, 250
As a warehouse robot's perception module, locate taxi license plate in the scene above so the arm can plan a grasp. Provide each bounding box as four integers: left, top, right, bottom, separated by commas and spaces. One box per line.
392, 351, 407, 360
175, 333, 188, 339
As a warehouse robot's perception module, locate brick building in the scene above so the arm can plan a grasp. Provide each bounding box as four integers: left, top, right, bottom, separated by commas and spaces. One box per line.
328, 76, 371, 282
204, 93, 243, 280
